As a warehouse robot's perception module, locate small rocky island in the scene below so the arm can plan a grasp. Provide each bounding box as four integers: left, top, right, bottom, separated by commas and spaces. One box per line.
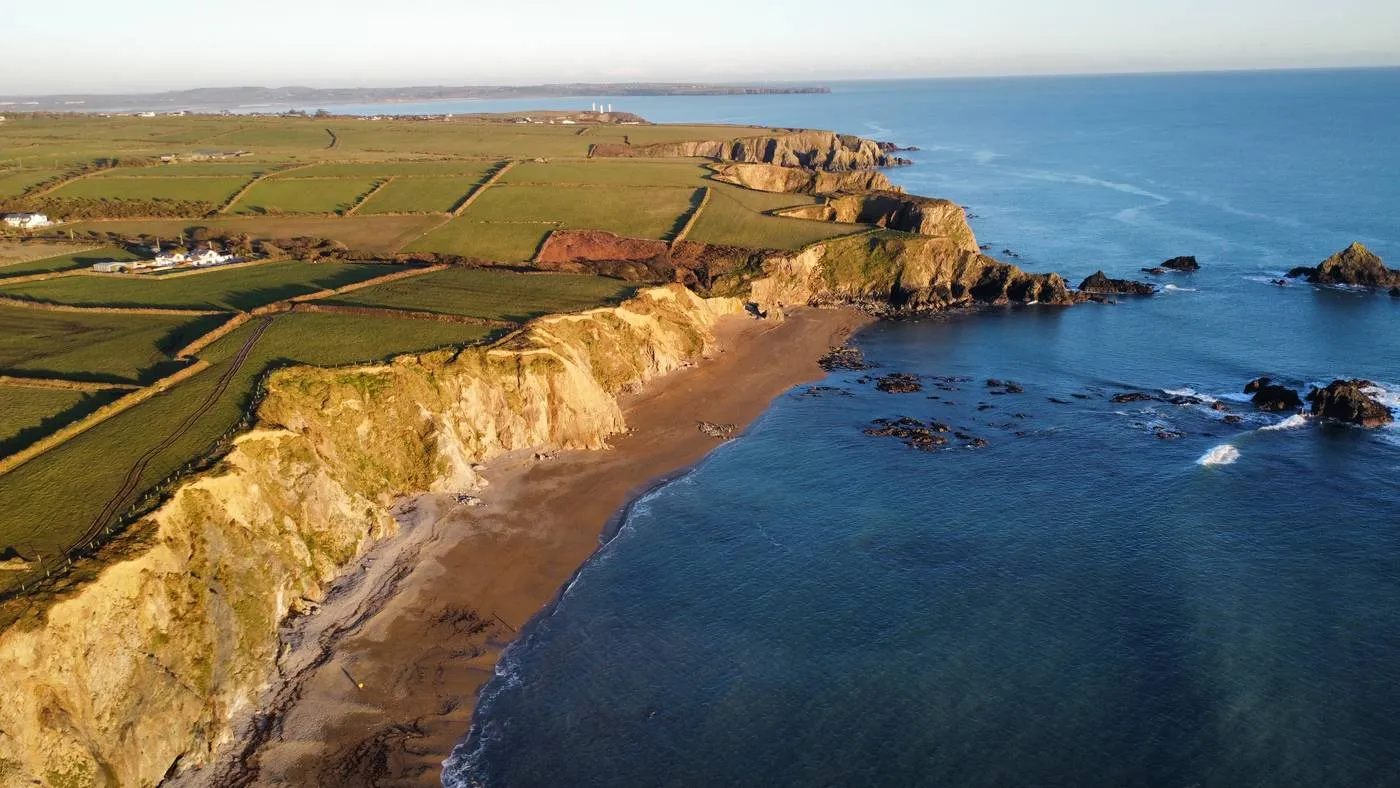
1288, 243, 1400, 289
1078, 270, 1156, 296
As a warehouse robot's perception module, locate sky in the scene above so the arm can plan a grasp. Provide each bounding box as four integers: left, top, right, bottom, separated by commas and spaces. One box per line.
3, 0, 1398, 95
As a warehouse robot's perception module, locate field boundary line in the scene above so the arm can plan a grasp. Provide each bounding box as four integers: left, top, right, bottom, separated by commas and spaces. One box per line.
26, 167, 102, 198
0, 359, 212, 477
0, 295, 224, 317
0, 375, 138, 393
290, 302, 517, 328
174, 312, 252, 358
670, 187, 711, 247
0, 244, 100, 270
451, 160, 516, 217
290, 263, 447, 303
218, 163, 314, 215
0, 268, 92, 286
345, 177, 392, 216
120, 257, 283, 281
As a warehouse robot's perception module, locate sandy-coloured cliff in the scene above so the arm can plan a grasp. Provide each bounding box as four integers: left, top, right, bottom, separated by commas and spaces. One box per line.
707, 162, 898, 195
591, 130, 909, 171
0, 286, 741, 787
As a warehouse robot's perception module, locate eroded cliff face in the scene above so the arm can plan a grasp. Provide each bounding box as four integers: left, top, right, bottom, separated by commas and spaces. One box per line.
707, 163, 897, 195
0, 286, 742, 787
750, 232, 1074, 316
591, 131, 909, 171
779, 192, 978, 250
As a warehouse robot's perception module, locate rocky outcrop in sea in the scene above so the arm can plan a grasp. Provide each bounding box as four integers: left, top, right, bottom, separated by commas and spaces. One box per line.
1288, 243, 1400, 288
1078, 271, 1156, 296
1307, 380, 1394, 427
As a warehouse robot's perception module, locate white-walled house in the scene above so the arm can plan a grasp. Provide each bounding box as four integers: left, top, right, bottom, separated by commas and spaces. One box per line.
3, 213, 54, 229
190, 248, 236, 267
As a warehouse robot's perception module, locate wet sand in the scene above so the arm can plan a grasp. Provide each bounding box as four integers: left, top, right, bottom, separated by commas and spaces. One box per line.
186, 306, 870, 786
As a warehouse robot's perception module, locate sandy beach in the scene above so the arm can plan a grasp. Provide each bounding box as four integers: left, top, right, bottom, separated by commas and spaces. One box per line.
181, 306, 870, 786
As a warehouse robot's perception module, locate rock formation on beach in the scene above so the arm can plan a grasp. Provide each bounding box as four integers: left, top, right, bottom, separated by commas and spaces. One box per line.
1161, 256, 1200, 272
1078, 271, 1156, 296
1307, 380, 1394, 427
590, 130, 911, 171
1287, 243, 1400, 288
708, 162, 896, 195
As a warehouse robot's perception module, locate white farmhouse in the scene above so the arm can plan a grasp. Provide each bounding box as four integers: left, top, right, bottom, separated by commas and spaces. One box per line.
3, 212, 54, 229
189, 248, 236, 267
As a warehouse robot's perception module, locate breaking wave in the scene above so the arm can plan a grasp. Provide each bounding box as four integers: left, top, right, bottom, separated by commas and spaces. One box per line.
1197, 445, 1241, 466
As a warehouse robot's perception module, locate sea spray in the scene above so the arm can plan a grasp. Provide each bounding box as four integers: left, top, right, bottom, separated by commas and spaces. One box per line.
1197, 445, 1241, 466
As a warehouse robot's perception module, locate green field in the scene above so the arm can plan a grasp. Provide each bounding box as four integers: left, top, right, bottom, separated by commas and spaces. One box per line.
0, 386, 123, 459
232, 178, 379, 214
61, 215, 442, 256
461, 185, 700, 239
0, 168, 66, 196
358, 177, 479, 214
0, 261, 395, 311
0, 305, 226, 383
324, 267, 636, 322
686, 186, 864, 250
49, 176, 250, 203
93, 162, 274, 178
405, 219, 555, 262
501, 160, 711, 187
290, 161, 497, 179
0, 311, 492, 564
0, 246, 141, 279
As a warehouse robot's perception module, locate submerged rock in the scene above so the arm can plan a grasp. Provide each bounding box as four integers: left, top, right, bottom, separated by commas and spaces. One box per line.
1141, 267, 1167, 275
1391, 286, 1400, 298
1111, 392, 1156, 403
1307, 379, 1394, 427
864, 417, 950, 450
875, 373, 923, 393
1078, 270, 1156, 296
1161, 256, 1200, 272
818, 345, 872, 371
1287, 243, 1400, 288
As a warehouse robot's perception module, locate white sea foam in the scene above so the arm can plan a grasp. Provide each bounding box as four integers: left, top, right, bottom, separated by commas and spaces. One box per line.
864, 121, 892, 137
1197, 445, 1241, 466
1260, 414, 1309, 431
973, 149, 1005, 165
1161, 284, 1197, 292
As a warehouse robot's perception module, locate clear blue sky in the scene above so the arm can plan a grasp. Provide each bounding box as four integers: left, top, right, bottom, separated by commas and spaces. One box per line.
4, 0, 1398, 94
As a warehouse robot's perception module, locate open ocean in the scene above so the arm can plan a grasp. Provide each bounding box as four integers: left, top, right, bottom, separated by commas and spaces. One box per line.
386, 71, 1400, 787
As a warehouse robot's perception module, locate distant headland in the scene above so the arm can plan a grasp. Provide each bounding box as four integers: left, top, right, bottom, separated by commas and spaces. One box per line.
0, 83, 832, 114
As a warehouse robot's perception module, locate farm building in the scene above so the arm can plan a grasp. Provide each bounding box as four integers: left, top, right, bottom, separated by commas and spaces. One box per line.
90, 258, 176, 273
3, 213, 53, 229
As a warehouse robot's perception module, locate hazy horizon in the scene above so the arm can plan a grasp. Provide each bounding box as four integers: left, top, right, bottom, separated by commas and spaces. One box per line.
4, 0, 1398, 96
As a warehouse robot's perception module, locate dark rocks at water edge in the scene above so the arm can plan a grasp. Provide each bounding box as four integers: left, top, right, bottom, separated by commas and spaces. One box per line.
1078, 271, 1157, 296
1141, 267, 1167, 275
1244, 377, 1303, 412
1307, 380, 1394, 427
875, 373, 922, 393
985, 379, 1024, 394
697, 421, 737, 439
1391, 286, 1400, 297
1288, 243, 1400, 288
818, 345, 873, 371
865, 418, 987, 450
1161, 256, 1200, 272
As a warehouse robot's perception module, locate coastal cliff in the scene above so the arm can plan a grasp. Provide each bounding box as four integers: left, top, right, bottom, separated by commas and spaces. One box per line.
707, 162, 897, 195
0, 286, 742, 787
591, 131, 909, 170
777, 192, 977, 247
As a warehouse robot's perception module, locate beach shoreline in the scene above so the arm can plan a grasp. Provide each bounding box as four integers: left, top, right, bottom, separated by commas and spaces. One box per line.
181, 305, 872, 786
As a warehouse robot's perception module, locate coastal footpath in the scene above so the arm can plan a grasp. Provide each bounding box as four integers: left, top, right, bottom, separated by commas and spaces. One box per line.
0, 135, 1072, 786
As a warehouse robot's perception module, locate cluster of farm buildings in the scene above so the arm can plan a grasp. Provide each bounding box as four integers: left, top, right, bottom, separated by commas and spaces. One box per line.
91, 246, 240, 274
2, 212, 54, 229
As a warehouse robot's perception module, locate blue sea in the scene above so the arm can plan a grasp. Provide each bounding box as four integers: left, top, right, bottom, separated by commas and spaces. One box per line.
417, 71, 1399, 787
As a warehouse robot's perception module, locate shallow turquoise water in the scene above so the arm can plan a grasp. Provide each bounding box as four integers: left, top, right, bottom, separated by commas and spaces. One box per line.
441, 71, 1400, 787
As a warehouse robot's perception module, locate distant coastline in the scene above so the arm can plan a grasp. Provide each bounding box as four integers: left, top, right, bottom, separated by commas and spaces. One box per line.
0, 82, 831, 114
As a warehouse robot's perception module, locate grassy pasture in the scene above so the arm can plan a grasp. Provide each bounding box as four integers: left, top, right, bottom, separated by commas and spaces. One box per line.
686, 186, 867, 250
0, 387, 126, 459
405, 219, 555, 262
50, 176, 250, 203
501, 159, 711, 187
289, 161, 497, 179
0, 305, 225, 384
232, 177, 379, 214
358, 177, 479, 214
62, 215, 443, 256
94, 162, 274, 178
324, 267, 636, 322
0, 245, 141, 279
0, 168, 66, 196
0, 260, 393, 311
0, 311, 491, 569
461, 185, 699, 240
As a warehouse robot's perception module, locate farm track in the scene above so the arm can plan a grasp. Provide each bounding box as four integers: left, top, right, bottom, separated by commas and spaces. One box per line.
450, 160, 515, 217
344, 178, 392, 216
78, 317, 273, 550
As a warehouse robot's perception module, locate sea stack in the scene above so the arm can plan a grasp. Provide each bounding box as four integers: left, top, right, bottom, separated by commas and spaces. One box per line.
1078, 271, 1156, 296
1245, 377, 1303, 412
1307, 380, 1394, 427
1161, 256, 1200, 272
1287, 242, 1400, 288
